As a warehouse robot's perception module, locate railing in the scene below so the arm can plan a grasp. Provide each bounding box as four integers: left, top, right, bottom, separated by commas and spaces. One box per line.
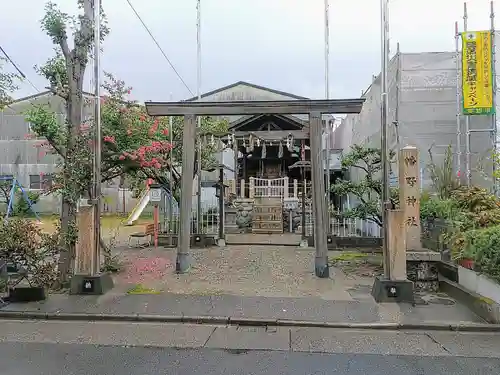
252, 177, 288, 198
227, 178, 308, 200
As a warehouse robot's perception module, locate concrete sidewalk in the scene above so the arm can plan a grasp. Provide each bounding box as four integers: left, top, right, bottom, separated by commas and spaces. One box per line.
2, 319, 500, 357
0, 292, 489, 330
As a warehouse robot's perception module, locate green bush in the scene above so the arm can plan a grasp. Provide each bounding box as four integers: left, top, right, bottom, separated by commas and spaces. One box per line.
12, 191, 40, 217
420, 196, 460, 222
461, 226, 500, 283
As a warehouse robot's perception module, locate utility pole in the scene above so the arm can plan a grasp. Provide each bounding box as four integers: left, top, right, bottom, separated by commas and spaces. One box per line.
324, 0, 331, 221
92, 0, 102, 276
196, 0, 202, 233
70, 0, 114, 295
380, 0, 391, 280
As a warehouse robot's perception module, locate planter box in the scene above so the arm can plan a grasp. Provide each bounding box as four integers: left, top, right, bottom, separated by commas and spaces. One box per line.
8, 286, 47, 303
458, 266, 500, 304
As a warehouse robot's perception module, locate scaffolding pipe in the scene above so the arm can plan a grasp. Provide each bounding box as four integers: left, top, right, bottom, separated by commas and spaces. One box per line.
491, 1, 497, 194
455, 21, 462, 181
469, 128, 496, 133
380, 0, 391, 280
324, 0, 331, 217
464, 2, 471, 186
196, 0, 202, 232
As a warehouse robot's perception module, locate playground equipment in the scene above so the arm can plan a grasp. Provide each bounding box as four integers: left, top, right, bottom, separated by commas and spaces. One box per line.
125, 186, 150, 226
1, 176, 40, 222
125, 180, 178, 226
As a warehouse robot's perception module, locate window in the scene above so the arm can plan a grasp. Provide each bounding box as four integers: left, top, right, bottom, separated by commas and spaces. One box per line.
29, 174, 53, 190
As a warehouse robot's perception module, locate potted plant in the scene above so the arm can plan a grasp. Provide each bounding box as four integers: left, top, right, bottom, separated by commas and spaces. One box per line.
0, 218, 59, 302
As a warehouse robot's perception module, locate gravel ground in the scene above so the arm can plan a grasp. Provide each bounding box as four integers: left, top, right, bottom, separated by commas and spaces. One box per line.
112, 246, 366, 300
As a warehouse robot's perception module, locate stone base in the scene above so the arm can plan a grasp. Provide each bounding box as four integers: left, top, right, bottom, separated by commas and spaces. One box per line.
217, 238, 226, 247
314, 257, 330, 278
407, 251, 440, 293
69, 273, 114, 295
175, 252, 191, 274
371, 276, 414, 303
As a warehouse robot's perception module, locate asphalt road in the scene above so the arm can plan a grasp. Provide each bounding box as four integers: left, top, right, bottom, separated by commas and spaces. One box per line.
1, 342, 499, 375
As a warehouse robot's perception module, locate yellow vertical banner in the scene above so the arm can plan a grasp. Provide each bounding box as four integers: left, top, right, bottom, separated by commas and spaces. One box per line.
461, 31, 494, 115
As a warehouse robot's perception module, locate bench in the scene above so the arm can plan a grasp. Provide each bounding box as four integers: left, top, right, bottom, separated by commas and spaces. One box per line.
128, 223, 155, 248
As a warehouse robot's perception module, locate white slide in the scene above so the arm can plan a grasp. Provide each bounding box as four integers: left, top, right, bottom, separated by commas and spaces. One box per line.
126, 188, 150, 226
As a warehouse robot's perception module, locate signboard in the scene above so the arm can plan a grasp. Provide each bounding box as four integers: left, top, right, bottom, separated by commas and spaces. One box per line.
283, 198, 299, 210
149, 187, 162, 202
461, 31, 494, 115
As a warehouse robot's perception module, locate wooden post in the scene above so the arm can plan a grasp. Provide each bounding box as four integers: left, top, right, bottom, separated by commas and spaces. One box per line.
283, 177, 289, 198
249, 178, 255, 198
74, 205, 95, 275
398, 145, 422, 250
371, 147, 415, 303
310, 111, 329, 278
241, 179, 246, 198
387, 209, 407, 280
176, 114, 196, 273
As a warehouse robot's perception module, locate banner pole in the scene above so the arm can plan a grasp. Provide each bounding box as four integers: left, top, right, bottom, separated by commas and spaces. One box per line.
491, 1, 497, 194
455, 21, 462, 182
464, 2, 471, 187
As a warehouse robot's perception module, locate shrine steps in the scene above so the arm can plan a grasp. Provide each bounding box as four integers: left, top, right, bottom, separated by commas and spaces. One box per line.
252, 197, 283, 234
225, 233, 302, 246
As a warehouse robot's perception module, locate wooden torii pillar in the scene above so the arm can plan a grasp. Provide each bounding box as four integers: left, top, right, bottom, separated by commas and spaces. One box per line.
145, 99, 365, 278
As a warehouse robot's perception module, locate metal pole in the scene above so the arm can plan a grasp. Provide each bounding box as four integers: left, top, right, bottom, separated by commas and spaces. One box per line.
380, 0, 391, 280
491, 1, 497, 194
168, 110, 174, 245
455, 21, 462, 181
324, 0, 331, 226
92, 0, 102, 276
464, 2, 471, 187
218, 166, 224, 242
324, 0, 329, 100
196, 0, 202, 233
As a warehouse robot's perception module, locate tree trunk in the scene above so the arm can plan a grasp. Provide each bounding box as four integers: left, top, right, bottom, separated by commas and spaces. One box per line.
56, 60, 85, 286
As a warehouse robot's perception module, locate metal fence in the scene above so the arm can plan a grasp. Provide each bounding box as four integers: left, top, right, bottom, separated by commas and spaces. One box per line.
302, 199, 382, 238
162, 191, 220, 236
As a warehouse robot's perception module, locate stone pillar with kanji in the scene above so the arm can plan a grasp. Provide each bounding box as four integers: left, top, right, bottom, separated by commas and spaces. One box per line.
399, 145, 422, 251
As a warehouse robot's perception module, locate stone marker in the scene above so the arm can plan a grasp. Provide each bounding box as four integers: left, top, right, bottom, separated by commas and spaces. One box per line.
398, 145, 422, 251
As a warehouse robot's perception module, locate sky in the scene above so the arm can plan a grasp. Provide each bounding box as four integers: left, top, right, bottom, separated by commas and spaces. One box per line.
1, 0, 497, 102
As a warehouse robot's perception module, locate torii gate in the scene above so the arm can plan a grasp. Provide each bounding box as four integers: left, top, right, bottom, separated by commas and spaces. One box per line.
145, 98, 365, 278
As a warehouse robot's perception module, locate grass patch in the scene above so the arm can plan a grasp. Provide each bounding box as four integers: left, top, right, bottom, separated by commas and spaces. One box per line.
28, 214, 153, 235
127, 284, 162, 295
329, 251, 384, 278
330, 252, 370, 262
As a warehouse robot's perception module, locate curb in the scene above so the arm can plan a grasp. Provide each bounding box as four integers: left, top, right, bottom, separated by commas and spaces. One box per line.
0, 311, 499, 332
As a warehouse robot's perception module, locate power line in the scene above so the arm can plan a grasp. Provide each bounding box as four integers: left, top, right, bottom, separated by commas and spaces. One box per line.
0, 45, 40, 93
125, 0, 195, 96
